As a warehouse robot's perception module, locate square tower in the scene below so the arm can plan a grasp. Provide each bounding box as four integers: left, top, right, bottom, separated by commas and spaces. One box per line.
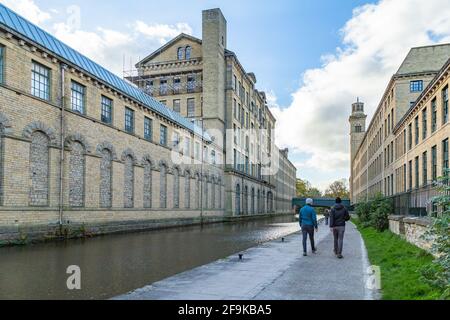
202, 8, 227, 135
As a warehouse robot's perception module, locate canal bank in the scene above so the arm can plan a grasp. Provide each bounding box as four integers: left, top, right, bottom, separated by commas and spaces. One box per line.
115, 222, 377, 300
0, 215, 299, 299
0, 212, 293, 247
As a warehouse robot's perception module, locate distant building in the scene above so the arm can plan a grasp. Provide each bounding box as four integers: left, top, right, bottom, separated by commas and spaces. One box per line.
350, 44, 450, 214
128, 8, 297, 217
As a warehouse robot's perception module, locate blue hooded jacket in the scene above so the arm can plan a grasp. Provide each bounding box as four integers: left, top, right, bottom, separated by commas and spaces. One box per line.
299, 205, 318, 228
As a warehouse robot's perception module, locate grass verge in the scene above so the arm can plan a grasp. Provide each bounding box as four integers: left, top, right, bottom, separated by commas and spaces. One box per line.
353, 218, 441, 300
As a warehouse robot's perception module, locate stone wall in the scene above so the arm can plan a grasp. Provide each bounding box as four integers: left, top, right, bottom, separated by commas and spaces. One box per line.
388, 215, 433, 252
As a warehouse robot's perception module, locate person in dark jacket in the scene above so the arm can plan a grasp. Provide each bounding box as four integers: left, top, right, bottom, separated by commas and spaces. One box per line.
329, 197, 350, 259
299, 198, 318, 256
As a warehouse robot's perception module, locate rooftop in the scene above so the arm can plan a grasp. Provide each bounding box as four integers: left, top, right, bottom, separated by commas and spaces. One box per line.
0, 3, 209, 141
396, 43, 450, 75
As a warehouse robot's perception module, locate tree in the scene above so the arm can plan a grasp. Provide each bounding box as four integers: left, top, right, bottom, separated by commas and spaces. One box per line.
324, 179, 349, 199
296, 179, 311, 197
296, 179, 323, 198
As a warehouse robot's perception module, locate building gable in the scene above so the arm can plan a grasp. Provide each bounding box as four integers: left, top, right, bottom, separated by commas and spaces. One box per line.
137, 34, 202, 66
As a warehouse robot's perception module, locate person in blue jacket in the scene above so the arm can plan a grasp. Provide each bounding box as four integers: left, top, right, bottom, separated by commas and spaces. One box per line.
299, 198, 318, 256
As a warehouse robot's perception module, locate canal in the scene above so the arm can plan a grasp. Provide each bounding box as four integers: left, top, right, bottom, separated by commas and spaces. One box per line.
0, 215, 299, 300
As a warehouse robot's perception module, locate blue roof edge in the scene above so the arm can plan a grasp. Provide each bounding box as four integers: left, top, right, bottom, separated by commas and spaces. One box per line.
0, 3, 211, 142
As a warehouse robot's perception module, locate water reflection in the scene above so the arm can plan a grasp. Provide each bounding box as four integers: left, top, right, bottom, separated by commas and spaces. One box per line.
0, 215, 298, 300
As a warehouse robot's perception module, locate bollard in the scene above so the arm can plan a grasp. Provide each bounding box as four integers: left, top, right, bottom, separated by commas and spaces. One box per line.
282, 237, 285, 242
238, 254, 243, 260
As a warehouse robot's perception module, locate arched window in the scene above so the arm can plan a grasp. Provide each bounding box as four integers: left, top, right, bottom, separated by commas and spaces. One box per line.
262, 191, 266, 213
124, 155, 134, 208
203, 176, 209, 209
177, 47, 184, 60
218, 178, 222, 210
100, 148, 113, 208
257, 189, 261, 213
173, 167, 180, 208
196, 173, 201, 209
143, 160, 152, 208
30, 131, 50, 206
185, 171, 191, 209
69, 141, 85, 207
267, 191, 274, 213
211, 177, 216, 209
160, 163, 167, 208
251, 187, 255, 215
244, 186, 248, 215
185, 46, 191, 60
235, 184, 241, 215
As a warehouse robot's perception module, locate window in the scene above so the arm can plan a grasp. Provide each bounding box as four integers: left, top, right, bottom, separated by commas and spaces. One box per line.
31, 61, 50, 100
408, 123, 412, 150
125, 108, 134, 133
234, 75, 237, 92
443, 139, 449, 172
422, 151, 427, 186
101, 96, 112, 124
144, 117, 152, 141
177, 47, 184, 60
432, 145, 437, 181
211, 150, 216, 165
71, 81, 85, 114
173, 78, 181, 94
195, 142, 200, 160
414, 116, 419, 145
172, 132, 180, 151
185, 46, 191, 60
422, 108, 427, 140
173, 99, 181, 113
187, 75, 195, 93
0, 45, 4, 84
408, 160, 412, 191
187, 98, 195, 118
410, 80, 423, 92
160, 125, 167, 146
415, 156, 419, 189
355, 125, 362, 133
184, 138, 191, 157
388, 114, 391, 134
443, 86, 448, 124
202, 146, 207, 163
431, 98, 437, 133
160, 79, 168, 95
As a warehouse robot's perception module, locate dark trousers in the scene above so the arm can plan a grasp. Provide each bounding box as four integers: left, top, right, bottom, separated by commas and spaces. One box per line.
302, 225, 316, 253
333, 226, 346, 255
325, 216, 329, 225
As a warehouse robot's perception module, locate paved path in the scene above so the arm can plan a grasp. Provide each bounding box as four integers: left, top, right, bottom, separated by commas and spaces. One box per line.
115, 222, 379, 300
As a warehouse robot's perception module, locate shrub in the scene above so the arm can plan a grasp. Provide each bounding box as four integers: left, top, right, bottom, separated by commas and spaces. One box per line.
355, 193, 392, 231
370, 194, 393, 232
420, 169, 450, 299
355, 201, 371, 225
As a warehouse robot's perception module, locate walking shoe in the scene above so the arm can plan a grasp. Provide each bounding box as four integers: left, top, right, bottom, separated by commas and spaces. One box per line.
337, 254, 343, 259
303, 252, 307, 257
312, 249, 317, 254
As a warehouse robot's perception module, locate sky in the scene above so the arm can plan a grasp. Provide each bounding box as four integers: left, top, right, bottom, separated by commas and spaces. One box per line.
2, 0, 450, 191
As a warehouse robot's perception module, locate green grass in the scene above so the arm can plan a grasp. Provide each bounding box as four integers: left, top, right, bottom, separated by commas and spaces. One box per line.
353, 219, 441, 300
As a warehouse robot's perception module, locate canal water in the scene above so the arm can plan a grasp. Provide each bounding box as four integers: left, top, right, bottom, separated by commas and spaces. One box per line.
0, 215, 299, 300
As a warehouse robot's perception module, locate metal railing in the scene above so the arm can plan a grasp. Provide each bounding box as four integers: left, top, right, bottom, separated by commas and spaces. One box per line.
390, 184, 441, 217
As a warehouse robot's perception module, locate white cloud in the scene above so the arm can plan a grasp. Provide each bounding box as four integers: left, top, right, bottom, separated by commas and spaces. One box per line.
134, 21, 192, 45
271, 0, 450, 179
1, 0, 193, 76
0, 0, 51, 24
53, 19, 193, 76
